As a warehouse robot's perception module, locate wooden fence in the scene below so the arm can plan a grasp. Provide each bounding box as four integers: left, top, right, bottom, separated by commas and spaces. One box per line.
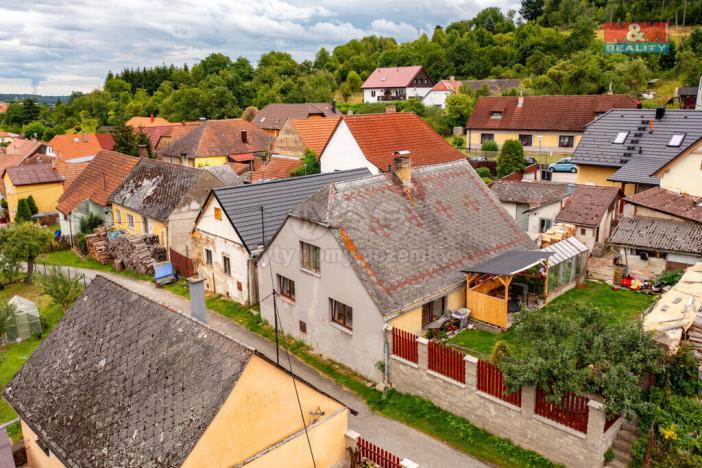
477, 360, 522, 407
357, 437, 402, 468
169, 248, 194, 278
392, 328, 418, 364
428, 341, 465, 383
535, 388, 589, 433
604, 413, 620, 433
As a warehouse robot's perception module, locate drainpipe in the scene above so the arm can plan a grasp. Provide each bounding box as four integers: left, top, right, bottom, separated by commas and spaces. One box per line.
67, 212, 74, 247
382, 322, 390, 393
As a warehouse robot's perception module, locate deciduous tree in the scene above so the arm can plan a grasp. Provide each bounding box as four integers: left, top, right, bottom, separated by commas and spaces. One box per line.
0, 222, 53, 284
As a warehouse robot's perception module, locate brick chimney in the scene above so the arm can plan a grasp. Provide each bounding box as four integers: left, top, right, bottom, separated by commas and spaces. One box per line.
188, 276, 207, 324
137, 144, 148, 159
517, 90, 524, 108
82, 130, 88, 142
392, 151, 412, 187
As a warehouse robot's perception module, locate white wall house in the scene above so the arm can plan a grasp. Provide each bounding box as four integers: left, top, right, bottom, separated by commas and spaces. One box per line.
421, 79, 461, 109
319, 120, 380, 175
361, 66, 434, 104
501, 200, 566, 241
59, 199, 113, 239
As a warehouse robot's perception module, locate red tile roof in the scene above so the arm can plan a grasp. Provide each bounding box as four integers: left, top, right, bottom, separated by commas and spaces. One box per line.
251, 156, 302, 182
6, 164, 63, 186
56, 150, 139, 215
290, 117, 341, 155
431, 80, 461, 92
342, 112, 465, 170
126, 116, 171, 128
624, 187, 702, 223
49, 133, 114, 159
556, 186, 621, 227
362, 66, 425, 88
54, 158, 92, 189
467, 95, 640, 132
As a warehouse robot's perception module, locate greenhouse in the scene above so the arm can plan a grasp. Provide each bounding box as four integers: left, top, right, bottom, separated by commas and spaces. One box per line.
542, 236, 589, 301
5, 295, 42, 343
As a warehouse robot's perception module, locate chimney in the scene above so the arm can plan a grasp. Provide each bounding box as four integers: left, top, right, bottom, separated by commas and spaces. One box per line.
82, 130, 88, 143
331, 99, 337, 113
386, 104, 396, 113
137, 144, 148, 159
450, 76, 455, 81
150, 112, 155, 123
199, 117, 206, 122
655, 107, 665, 120
241, 130, 248, 144
392, 151, 412, 187
188, 276, 207, 324
566, 183, 576, 194
517, 90, 524, 107
607, 82, 613, 95
347, 110, 354, 115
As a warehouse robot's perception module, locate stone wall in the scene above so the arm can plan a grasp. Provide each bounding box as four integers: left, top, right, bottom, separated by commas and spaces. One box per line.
387, 333, 622, 468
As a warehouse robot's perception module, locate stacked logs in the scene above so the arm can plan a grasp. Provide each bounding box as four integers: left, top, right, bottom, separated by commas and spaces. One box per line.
85, 226, 113, 264
107, 234, 167, 275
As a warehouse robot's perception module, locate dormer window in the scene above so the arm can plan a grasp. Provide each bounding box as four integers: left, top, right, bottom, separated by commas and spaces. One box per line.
668, 133, 685, 147
490, 111, 503, 119
613, 131, 629, 144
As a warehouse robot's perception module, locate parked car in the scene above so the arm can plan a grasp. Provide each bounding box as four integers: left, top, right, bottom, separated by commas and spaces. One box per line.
548, 158, 577, 173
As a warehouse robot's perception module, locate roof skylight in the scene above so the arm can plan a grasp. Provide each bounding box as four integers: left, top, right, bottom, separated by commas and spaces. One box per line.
668, 133, 685, 147
613, 131, 628, 144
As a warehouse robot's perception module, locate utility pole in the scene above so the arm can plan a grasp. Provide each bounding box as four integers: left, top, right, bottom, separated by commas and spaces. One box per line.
260, 205, 279, 364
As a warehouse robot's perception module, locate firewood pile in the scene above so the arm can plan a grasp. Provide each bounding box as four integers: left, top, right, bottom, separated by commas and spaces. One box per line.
107, 234, 167, 274
85, 226, 113, 264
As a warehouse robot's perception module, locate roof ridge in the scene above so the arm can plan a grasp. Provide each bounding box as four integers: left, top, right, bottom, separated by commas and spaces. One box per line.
215, 167, 368, 192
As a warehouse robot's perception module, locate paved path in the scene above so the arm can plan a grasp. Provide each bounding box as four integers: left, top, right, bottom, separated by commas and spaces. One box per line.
38, 264, 485, 468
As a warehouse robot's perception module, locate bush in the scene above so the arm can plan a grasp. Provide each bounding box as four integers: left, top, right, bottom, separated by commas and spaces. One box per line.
604, 448, 614, 464
79, 212, 104, 235
475, 167, 492, 178
15, 198, 32, 223
496, 139, 527, 177
490, 340, 511, 364
26, 195, 38, 215
664, 343, 701, 397
290, 149, 320, 177
656, 270, 684, 287
38, 266, 85, 311
75, 233, 87, 255
481, 140, 498, 152
451, 136, 466, 149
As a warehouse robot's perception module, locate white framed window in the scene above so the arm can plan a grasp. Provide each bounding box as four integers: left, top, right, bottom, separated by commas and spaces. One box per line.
278, 274, 295, 301
490, 111, 503, 119
300, 242, 320, 273
668, 133, 685, 147
613, 131, 629, 144
330, 298, 352, 330
127, 214, 134, 228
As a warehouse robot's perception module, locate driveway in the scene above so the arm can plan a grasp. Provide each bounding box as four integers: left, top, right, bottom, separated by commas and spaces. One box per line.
37, 264, 486, 468
549, 171, 577, 184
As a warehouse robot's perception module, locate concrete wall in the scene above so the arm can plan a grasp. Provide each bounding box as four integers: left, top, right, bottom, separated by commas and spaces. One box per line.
388, 286, 466, 335
258, 216, 387, 381
388, 336, 621, 468
320, 121, 380, 175
527, 202, 563, 240
658, 145, 702, 197
467, 130, 581, 153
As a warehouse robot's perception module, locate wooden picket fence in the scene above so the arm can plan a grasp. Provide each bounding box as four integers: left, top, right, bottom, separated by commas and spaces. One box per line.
392, 328, 418, 364
357, 437, 402, 468
428, 341, 465, 383
477, 359, 522, 407
535, 388, 589, 433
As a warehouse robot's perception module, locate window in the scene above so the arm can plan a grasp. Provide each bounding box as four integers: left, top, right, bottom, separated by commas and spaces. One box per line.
278, 274, 295, 301
115, 209, 122, 224
490, 111, 503, 119
613, 131, 629, 144
236, 281, 243, 291
539, 218, 553, 233
142, 216, 149, 233
559, 135, 575, 148
422, 296, 446, 326
668, 133, 685, 147
300, 242, 320, 273
518, 134, 533, 146
371, 90, 376, 97
127, 214, 134, 228
223, 255, 231, 276
205, 248, 212, 265
580, 228, 586, 236
299, 320, 307, 334
480, 133, 495, 144
214, 207, 222, 220
330, 298, 353, 330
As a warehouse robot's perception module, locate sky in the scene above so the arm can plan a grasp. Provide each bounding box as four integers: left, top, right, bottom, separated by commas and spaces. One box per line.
0, 0, 519, 96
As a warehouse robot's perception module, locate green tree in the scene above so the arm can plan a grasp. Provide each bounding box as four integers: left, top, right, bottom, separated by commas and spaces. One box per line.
38, 267, 85, 311
445, 93, 474, 130
79, 212, 104, 234
26, 195, 38, 215
0, 222, 53, 284
111, 123, 153, 157
496, 139, 527, 177
0, 301, 17, 339
346, 70, 362, 92
15, 199, 32, 223
520, 0, 544, 21
290, 149, 320, 177
339, 82, 353, 102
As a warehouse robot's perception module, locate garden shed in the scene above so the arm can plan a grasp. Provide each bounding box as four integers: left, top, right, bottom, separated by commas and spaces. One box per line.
5, 295, 41, 343
541, 236, 588, 301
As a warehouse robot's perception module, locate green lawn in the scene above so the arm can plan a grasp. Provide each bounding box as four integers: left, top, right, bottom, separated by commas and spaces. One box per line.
448, 281, 655, 359
0, 282, 64, 441
38, 249, 153, 281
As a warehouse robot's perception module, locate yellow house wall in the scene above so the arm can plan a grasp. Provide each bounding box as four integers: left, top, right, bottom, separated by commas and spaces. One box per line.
389, 286, 467, 334
20, 420, 67, 468
3, 175, 64, 222
193, 155, 228, 167
111, 204, 168, 247
658, 146, 702, 197
468, 130, 581, 151
182, 355, 347, 468
575, 165, 636, 195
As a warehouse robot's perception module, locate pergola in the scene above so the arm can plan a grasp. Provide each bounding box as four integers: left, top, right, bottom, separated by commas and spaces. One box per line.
462, 250, 551, 329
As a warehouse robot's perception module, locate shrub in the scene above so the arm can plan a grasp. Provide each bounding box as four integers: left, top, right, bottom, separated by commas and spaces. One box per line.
15, 198, 32, 223
490, 340, 511, 365
79, 212, 104, 235
38, 266, 85, 311
481, 140, 498, 152
656, 270, 683, 287
475, 167, 492, 178
290, 149, 320, 177
451, 135, 466, 149
604, 448, 614, 464
26, 195, 38, 215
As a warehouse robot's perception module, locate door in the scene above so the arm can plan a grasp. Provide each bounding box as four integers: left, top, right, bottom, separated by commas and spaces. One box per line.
142, 216, 149, 234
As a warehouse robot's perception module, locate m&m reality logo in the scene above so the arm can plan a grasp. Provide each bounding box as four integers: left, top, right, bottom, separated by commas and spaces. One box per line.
604, 22, 669, 54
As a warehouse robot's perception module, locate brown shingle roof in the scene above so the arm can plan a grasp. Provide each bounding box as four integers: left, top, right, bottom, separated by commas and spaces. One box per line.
624, 187, 702, 223
6, 164, 63, 186
467, 95, 640, 132
342, 112, 465, 170
490, 180, 569, 207
251, 155, 302, 182
290, 117, 341, 155
556, 185, 621, 227
57, 150, 139, 215
252, 103, 341, 131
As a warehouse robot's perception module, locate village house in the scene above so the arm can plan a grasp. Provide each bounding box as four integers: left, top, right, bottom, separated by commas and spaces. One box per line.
361, 66, 434, 103
571, 108, 702, 196
421, 78, 462, 109
554, 185, 621, 251
159, 119, 271, 167
4, 276, 350, 468
2, 164, 63, 222
192, 168, 369, 305
140, 121, 200, 154
319, 112, 465, 175
125, 115, 171, 128
47, 132, 114, 160
108, 159, 224, 261
56, 150, 139, 240
257, 158, 534, 380
252, 102, 341, 137
490, 180, 572, 239
466, 94, 639, 153
651, 134, 702, 197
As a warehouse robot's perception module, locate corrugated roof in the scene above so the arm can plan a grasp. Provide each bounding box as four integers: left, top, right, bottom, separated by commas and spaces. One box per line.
4, 276, 252, 467
555, 185, 620, 227
610, 216, 702, 255
252, 103, 341, 131
462, 250, 550, 275
625, 187, 702, 223
541, 236, 588, 266
213, 168, 370, 252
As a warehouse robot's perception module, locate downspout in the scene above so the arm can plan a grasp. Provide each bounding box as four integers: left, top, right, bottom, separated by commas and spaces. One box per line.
382, 322, 390, 393
68, 212, 74, 247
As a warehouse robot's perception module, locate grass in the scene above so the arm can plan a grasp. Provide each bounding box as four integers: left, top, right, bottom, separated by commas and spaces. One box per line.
164, 280, 556, 467
448, 280, 655, 359
38, 249, 153, 282
0, 282, 64, 441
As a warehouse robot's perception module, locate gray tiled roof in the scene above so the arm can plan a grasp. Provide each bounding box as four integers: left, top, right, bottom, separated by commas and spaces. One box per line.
214, 168, 370, 253
291, 160, 535, 314
570, 109, 702, 185
204, 164, 244, 186
4, 276, 253, 468
108, 159, 221, 221
490, 180, 569, 206
610, 216, 702, 255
